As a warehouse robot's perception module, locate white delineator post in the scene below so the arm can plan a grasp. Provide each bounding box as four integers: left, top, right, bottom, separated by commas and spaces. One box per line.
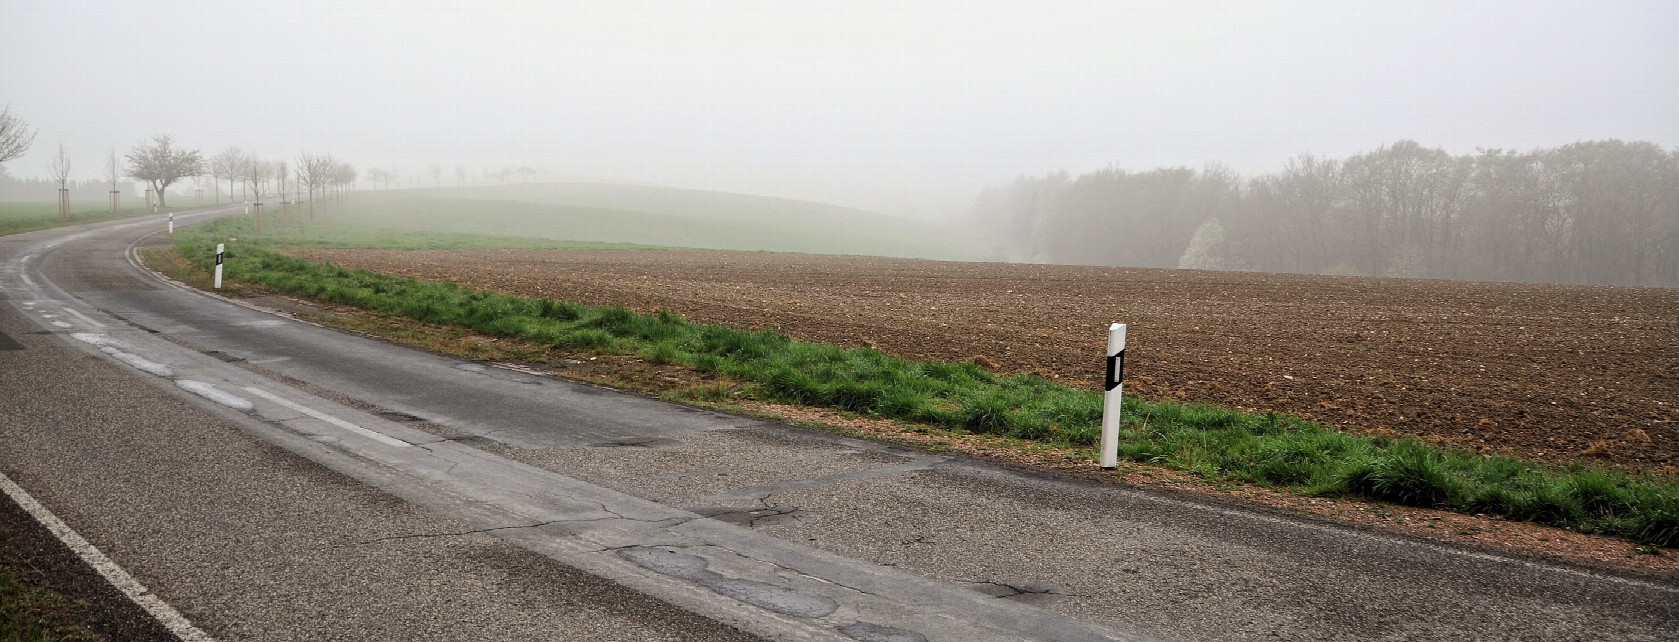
1100, 323, 1127, 470
213, 243, 224, 289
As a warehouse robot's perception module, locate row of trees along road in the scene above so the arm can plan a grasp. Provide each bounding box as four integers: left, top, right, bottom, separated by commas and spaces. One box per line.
123, 140, 355, 214
204, 147, 355, 205
975, 139, 1679, 288
0, 107, 356, 215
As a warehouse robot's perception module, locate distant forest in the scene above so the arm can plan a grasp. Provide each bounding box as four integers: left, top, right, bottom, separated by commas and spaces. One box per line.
975, 140, 1679, 288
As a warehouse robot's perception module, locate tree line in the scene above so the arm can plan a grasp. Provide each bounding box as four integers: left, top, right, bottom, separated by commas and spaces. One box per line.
202, 146, 357, 207
975, 140, 1679, 287
1, 106, 360, 212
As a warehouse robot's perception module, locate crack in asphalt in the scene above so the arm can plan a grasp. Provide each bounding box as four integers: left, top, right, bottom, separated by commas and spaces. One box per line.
345, 520, 564, 546
746, 507, 802, 528
840, 621, 930, 642
340, 507, 668, 548
697, 505, 805, 528
961, 579, 1072, 599
616, 546, 844, 619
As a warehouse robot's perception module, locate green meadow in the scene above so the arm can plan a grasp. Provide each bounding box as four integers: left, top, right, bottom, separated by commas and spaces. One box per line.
288, 183, 978, 259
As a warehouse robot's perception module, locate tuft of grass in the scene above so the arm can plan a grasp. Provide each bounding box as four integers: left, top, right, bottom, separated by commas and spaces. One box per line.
171, 216, 1679, 548
0, 560, 100, 641
1339, 442, 1464, 508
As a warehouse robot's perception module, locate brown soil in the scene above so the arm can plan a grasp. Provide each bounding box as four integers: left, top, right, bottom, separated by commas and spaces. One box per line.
289, 249, 1679, 473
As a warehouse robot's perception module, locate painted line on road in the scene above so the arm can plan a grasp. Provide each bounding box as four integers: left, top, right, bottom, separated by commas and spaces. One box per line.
103, 347, 176, 378
243, 387, 411, 448
70, 334, 176, 378
61, 307, 107, 328
0, 471, 217, 642
176, 381, 254, 411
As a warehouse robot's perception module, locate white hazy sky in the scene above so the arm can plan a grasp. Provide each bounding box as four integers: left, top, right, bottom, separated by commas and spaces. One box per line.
3, 1, 1676, 216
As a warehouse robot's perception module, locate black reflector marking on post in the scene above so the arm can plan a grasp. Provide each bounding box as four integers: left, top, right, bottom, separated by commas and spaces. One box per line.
1105, 349, 1125, 391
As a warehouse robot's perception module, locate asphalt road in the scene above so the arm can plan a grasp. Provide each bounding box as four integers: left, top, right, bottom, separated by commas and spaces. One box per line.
2, 208, 1675, 641
0, 210, 764, 641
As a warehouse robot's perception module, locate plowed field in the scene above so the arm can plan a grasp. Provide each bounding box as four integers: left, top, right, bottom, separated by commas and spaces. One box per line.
289, 248, 1679, 472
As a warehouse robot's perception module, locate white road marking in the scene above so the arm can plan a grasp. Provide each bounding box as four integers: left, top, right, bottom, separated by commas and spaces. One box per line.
71, 332, 111, 346
50, 320, 72, 328
0, 471, 217, 642
101, 347, 175, 378
68, 334, 178, 379
243, 387, 411, 448
175, 380, 254, 411
61, 307, 107, 328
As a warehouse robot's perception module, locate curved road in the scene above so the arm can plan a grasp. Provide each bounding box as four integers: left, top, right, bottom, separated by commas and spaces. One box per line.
1, 208, 1674, 641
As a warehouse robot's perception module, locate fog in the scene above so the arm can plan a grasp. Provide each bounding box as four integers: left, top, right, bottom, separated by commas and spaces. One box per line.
2, 1, 1676, 220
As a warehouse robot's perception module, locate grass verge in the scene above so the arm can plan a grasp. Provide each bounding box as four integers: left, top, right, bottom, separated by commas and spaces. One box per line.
0, 202, 179, 238
0, 553, 98, 641
170, 216, 1679, 548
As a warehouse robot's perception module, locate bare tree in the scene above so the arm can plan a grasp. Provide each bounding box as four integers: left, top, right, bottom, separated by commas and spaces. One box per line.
107, 149, 122, 213
274, 161, 289, 203
48, 144, 71, 219
47, 144, 71, 187
455, 165, 468, 186
0, 105, 36, 165
238, 156, 273, 232
333, 162, 357, 198
296, 153, 319, 211
125, 135, 204, 208
297, 152, 337, 218
1237, 155, 1344, 273
241, 156, 274, 202
1340, 141, 1468, 277
430, 162, 442, 187
209, 147, 243, 203
366, 167, 395, 190
210, 147, 248, 203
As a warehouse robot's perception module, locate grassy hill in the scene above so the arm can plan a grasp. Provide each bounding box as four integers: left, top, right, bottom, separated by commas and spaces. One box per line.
302, 183, 976, 259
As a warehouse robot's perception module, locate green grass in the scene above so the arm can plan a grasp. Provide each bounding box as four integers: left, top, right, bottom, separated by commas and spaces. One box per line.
0, 552, 99, 641
0, 201, 179, 238
283, 184, 978, 259
173, 216, 1679, 548
211, 214, 664, 251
